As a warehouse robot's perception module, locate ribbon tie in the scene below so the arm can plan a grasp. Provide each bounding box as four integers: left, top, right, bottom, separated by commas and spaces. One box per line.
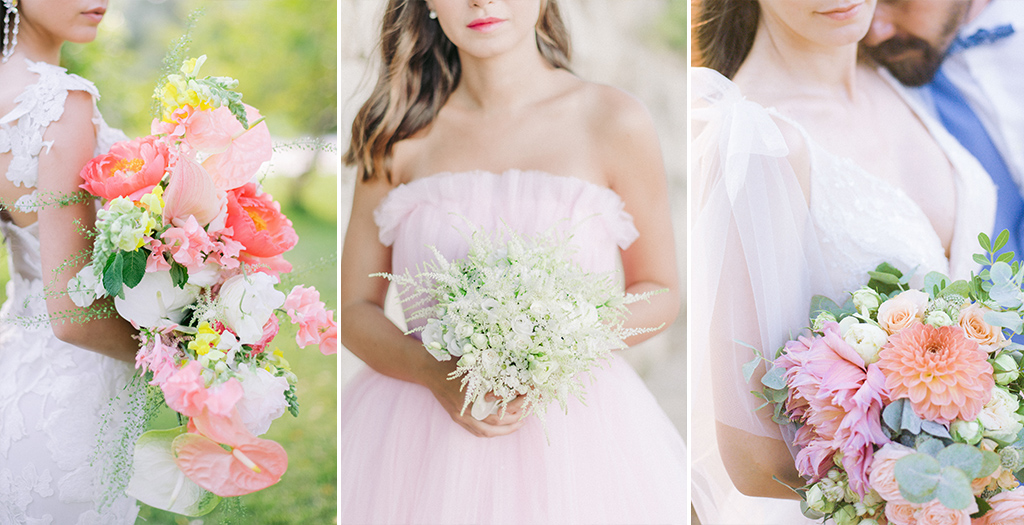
949, 24, 1015, 54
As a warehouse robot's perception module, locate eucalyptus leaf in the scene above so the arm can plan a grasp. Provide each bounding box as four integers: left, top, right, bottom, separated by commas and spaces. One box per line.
924, 272, 950, 298
761, 365, 787, 390
918, 438, 946, 457
984, 310, 1024, 334
742, 355, 760, 384
895, 454, 941, 504
937, 444, 984, 479
935, 467, 974, 510
769, 388, 788, 404
979, 450, 1001, 480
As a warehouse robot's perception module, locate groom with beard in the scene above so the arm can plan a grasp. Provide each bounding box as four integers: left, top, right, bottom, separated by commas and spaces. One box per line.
862, 0, 1024, 259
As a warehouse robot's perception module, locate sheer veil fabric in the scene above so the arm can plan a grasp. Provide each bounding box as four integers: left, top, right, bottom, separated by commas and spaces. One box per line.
689, 67, 997, 524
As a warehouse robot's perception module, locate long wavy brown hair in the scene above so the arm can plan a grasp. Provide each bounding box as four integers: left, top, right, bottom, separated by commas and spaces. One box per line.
694, 0, 760, 79
345, 0, 572, 182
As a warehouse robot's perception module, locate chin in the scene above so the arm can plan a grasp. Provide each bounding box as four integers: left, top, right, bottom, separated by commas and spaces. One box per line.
65, 28, 100, 45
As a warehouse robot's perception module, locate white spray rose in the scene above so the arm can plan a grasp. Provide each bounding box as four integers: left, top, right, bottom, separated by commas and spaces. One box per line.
980, 386, 1024, 443
217, 272, 285, 344
842, 322, 888, 365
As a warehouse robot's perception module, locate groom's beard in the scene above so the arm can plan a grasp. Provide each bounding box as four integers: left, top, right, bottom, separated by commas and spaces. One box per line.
864, 35, 946, 87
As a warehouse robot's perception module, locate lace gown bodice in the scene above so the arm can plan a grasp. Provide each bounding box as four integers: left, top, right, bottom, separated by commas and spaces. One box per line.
0, 59, 141, 524
690, 67, 997, 524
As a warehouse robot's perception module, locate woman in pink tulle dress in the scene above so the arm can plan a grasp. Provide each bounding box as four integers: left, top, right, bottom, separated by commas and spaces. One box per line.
338, 0, 685, 523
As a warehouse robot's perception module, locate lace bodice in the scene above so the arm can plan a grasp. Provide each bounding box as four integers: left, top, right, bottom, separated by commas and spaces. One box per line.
0, 59, 140, 523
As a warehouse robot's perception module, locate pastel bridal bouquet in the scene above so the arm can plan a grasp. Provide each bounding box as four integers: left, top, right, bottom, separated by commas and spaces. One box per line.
749, 232, 1024, 525
378, 226, 659, 423
67, 56, 337, 516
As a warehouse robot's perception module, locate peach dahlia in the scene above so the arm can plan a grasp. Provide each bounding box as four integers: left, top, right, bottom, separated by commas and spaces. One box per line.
877, 322, 993, 423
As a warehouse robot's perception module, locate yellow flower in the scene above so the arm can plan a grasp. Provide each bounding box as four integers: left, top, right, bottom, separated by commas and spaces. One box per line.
139, 186, 164, 216
188, 322, 221, 356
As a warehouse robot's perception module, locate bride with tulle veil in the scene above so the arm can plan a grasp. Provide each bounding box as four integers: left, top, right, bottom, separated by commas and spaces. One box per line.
690, 0, 997, 522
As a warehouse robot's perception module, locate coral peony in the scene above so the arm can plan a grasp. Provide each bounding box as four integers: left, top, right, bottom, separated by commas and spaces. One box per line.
225, 183, 298, 258
79, 135, 169, 201
878, 323, 993, 423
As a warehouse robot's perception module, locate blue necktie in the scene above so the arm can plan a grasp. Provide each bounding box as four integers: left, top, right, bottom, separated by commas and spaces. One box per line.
927, 68, 1024, 260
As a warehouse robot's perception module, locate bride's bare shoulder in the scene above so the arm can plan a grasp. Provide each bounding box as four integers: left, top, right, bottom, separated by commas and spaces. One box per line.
0, 59, 38, 115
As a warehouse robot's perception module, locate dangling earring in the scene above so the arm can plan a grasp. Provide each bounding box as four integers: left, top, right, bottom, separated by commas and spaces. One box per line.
429, 10, 438, 20
2, 0, 18, 64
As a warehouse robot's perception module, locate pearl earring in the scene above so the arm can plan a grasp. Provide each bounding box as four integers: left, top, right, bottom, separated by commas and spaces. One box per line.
2, 0, 19, 64
429, 10, 438, 20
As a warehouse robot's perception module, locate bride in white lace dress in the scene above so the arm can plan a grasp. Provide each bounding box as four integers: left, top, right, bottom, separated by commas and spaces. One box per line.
690, 0, 996, 523
0, 2, 143, 522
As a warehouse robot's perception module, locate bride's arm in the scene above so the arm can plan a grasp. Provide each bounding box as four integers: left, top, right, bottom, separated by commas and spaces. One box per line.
598, 89, 680, 342
338, 175, 527, 438
37, 91, 139, 362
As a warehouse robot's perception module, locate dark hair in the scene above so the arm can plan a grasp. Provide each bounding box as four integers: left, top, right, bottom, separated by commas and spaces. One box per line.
694, 0, 760, 79
345, 0, 572, 182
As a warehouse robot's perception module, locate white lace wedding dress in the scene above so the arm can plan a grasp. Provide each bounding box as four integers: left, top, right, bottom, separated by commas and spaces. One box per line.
689, 67, 997, 524
0, 60, 143, 524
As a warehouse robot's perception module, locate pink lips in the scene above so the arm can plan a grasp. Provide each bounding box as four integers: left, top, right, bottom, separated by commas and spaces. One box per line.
818, 2, 862, 21
83, 7, 106, 23
467, 17, 505, 33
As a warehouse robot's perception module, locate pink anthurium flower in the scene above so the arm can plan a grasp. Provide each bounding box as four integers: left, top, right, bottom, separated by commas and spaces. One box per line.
163, 153, 225, 227
172, 408, 287, 497
197, 105, 272, 191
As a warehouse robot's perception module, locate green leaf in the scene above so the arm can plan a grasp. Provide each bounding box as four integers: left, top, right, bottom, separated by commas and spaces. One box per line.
919, 438, 946, 457
938, 280, 971, 300
998, 251, 1017, 264
979, 450, 1001, 479
743, 355, 760, 384
902, 400, 923, 435
761, 365, 787, 390
936, 467, 974, 510
975, 253, 991, 266
121, 248, 148, 289
972, 498, 993, 519
883, 399, 906, 432
995, 229, 1010, 252
921, 420, 952, 439
924, 272, 950, 298
769, 388, 788, 404
102, 251, 124, 299
985, 310, 1024, 334
937, 444, 984, 479
868, 271, 901, 285
895, 453, 941, 503
980, 232, 992, 252
170, 261, 189, 289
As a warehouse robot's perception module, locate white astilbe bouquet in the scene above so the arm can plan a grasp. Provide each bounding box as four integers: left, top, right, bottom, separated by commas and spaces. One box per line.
378, 225, 661, 423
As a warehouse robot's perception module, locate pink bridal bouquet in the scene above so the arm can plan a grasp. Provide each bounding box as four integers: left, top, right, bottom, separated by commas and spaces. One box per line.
751, 232, 1024, 525
67, 56, 336, 516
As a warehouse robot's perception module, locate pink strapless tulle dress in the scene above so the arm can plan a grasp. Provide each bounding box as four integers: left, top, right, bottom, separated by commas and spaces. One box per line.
338, 170, 686, 524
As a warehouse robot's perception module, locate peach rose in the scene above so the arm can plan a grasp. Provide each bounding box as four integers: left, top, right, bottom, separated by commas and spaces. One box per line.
917, 499, 973, 525
958, 303, 1007, 353
886, 502, 920, 525
977, 487, 1024, 525
878, 290, 930, 334
870, 443, 917, 502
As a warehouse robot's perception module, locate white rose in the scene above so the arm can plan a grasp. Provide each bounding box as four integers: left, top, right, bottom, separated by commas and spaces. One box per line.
851, 288, 881, 316
67, 264, 104, 308
842, 322, 888, 365
217, 273, 285, 344
979, 386, 1024, 443
511, 315, 534, 337
480, 349, 499, 375
234, 365, 290, 436
115, 270, 200, 328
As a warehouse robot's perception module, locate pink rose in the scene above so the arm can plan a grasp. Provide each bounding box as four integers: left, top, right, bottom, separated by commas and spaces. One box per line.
79, 135, 169, 201
977, 487, 1024, 525
958, 303, 1006, 353
870, 443, 917, 502
886, 501, 920, 525
878, 290, 930, 334
917, 499, 973, 525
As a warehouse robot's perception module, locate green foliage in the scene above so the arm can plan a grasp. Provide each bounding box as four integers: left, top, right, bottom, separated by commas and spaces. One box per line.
895, 444, 1001, 510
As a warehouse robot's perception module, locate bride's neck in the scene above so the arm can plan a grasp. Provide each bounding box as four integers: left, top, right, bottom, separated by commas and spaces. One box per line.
451, 39, 559, 114
736, 22, 861, 103
8, 29, 64, 66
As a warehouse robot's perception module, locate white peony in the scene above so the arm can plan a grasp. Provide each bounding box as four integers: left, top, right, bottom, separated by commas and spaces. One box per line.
115, 270, 199, 328
216, 273, 284, 344
234, 365, 290, 436
979, 386, 1024, 443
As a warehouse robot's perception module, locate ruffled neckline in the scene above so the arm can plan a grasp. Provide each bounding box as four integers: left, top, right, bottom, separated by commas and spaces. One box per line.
374, 169, 639, 249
